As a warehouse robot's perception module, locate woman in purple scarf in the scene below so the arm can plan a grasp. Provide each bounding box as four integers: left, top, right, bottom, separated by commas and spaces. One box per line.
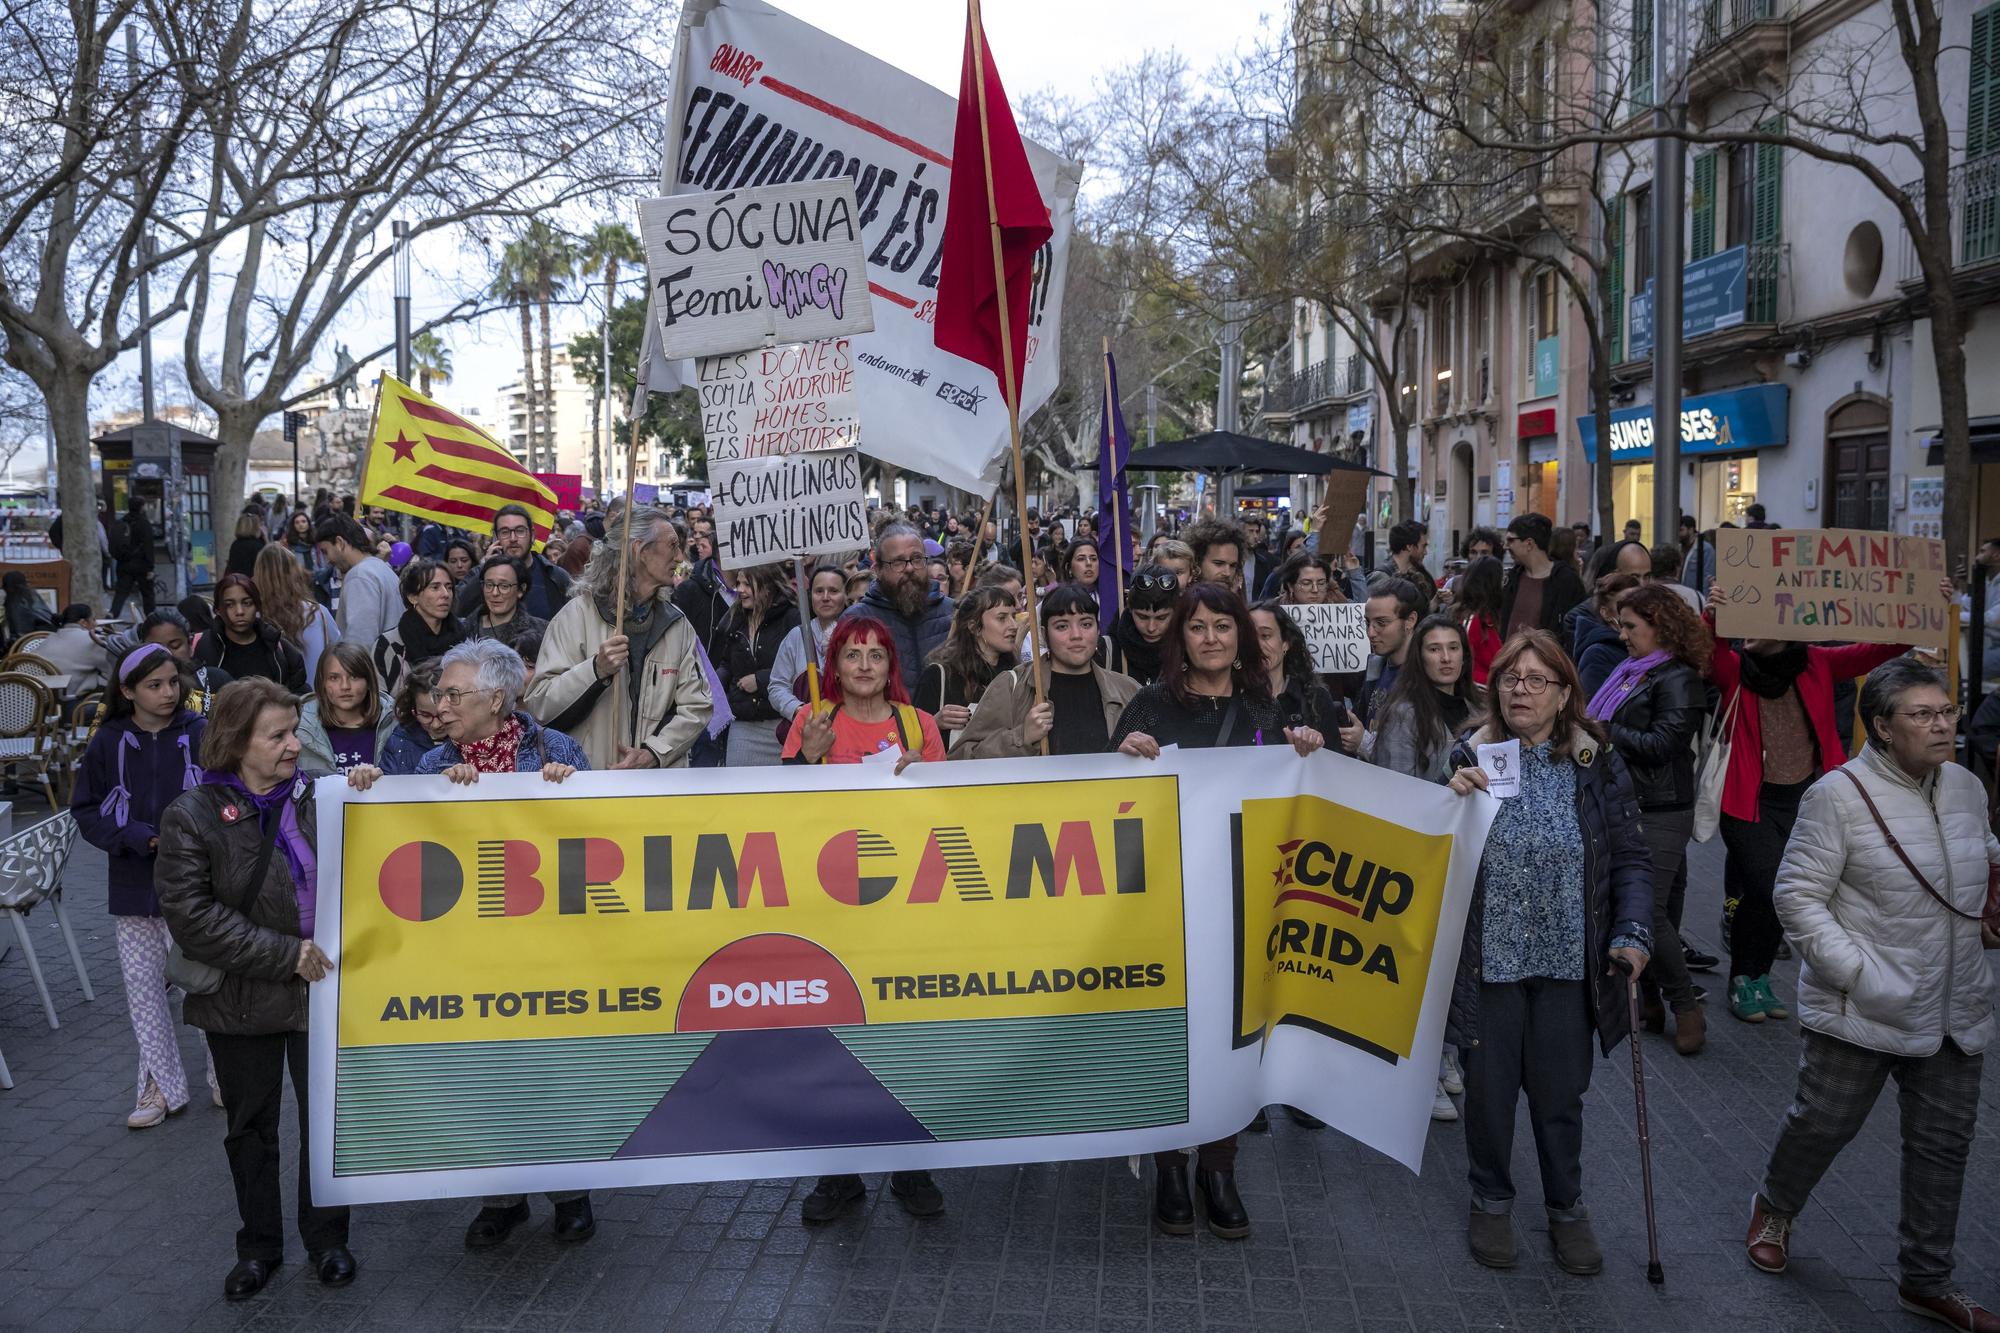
1585, 583, 1713, 1055
155, 677, 368, 1302
72, 643, 208, 1127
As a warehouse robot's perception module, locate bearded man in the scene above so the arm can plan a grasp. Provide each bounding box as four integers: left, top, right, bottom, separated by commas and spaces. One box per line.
840, 521, 955, 695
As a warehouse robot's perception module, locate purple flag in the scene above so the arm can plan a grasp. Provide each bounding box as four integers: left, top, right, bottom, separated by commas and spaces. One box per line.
1096, 348, 1134, 628
693, 636, 735, 740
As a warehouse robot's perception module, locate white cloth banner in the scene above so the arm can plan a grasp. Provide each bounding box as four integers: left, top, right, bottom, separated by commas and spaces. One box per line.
639, 0, 1081, 493
310, 749, 1493, 1205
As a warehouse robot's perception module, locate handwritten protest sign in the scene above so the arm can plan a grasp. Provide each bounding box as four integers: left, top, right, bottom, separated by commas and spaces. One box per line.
697, 339, 860, 464
1714, 527, 1950, 649
711, 446, 868, 571
1285, 602, 1369, 673
640, 180, 875, 360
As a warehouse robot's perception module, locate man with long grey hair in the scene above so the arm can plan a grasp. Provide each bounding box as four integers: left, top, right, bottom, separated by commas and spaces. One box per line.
525, 505, 711, 770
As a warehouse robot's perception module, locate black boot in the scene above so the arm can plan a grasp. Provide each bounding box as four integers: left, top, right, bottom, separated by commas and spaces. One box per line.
1283, 1105, 1326, 1129
1196, 1169, 1250, 1240
800, 1174, 865, 1225
309, 1246, 357, 1287
551, 1196, 596, 1243
223, 1258, 274, 1301
464, 1200, 530, 1250
1153, 1157, 1193, 1235
889, 1170, 944, 1218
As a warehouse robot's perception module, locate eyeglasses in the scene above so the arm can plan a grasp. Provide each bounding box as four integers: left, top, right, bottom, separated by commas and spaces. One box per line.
413, 708, 441, 725
1498, 672, 1556, 694
494, 524, 533, 539
429, 686, 500, 707
1894, 705, 1961, 726
878, 555, 923, 570
481, 579, 519, 592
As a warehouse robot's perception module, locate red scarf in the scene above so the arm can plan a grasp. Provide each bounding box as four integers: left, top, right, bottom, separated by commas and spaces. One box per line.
457, 715, 524, 773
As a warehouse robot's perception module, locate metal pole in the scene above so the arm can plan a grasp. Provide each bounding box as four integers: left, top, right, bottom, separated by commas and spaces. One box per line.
1649, 0, 1685, 547
127, 27, 155, 424
393, 219, 412, 383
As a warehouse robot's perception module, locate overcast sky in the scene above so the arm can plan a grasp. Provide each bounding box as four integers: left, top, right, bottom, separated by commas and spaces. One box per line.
106, 0, 1265, 436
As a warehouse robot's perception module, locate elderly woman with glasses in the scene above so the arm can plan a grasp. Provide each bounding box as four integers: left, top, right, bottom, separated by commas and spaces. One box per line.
1744, 659, 2000, 1329
345, 637, 593, 1247
1445, 630, 1652, 1277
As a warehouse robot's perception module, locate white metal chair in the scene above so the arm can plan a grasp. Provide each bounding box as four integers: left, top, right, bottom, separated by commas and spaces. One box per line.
0, 811, 90, 1030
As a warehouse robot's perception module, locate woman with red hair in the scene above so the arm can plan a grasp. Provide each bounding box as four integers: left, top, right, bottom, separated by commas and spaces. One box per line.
777, 614, 947, 1226
780, 615, 945, 768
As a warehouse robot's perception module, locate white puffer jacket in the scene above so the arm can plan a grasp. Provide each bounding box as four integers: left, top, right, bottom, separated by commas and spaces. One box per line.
1774, 744, 1996, 1056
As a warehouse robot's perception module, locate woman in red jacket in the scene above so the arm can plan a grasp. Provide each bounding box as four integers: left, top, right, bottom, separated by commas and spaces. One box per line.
1703, 581, 1946, 1024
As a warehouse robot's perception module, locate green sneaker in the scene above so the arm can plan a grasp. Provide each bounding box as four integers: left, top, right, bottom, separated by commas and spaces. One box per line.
1729, 976, 1767, 1023
1753, 975, 1790, 1021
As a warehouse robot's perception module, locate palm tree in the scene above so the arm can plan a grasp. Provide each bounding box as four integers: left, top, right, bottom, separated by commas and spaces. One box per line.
511, 220, 575, 477
578, 220, 644, 497
489, 248, 539, 467
410, 330, 453, 397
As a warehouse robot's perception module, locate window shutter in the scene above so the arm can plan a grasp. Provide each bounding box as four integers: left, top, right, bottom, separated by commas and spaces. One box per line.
1972, 5, 1999, 160
1605, 198, 1625, 364
1691, 152, 1717, 260
1751, 117, 1783, 321
1631, 0, 1653, 110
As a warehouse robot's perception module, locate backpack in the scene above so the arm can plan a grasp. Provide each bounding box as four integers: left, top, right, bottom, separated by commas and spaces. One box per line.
797, 699, 922, 764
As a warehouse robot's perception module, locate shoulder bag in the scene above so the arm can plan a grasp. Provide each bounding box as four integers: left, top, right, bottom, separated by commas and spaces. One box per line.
166, 807, 283, 995
1837, 767, 2000, 928
1691, 686, 1740, 843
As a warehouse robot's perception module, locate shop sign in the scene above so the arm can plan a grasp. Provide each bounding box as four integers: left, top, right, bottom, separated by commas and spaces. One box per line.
1577, 383, 1789, 463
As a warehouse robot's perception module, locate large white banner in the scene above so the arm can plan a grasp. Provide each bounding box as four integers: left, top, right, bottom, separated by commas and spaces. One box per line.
310, 748, 1494, 1205
639, 0, 1081, 493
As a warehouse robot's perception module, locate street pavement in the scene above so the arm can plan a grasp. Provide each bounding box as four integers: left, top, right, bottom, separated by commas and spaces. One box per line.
2, 827, 1996, 1333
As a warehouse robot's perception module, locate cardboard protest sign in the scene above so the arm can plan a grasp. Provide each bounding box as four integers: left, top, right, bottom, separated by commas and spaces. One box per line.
1714, 527, 1950, 649
710, 446, 868, 570
1286, 602, 1369, 673
696, 338, 860, 464
640, 179, 875, 360
639, 0, 1080, 493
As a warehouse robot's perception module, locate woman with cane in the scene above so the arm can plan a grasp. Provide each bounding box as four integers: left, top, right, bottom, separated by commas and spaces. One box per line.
1446, 630, 1652, 1275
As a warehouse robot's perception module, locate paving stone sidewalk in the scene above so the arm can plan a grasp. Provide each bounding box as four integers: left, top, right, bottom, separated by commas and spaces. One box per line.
2, 831, 1996, 1332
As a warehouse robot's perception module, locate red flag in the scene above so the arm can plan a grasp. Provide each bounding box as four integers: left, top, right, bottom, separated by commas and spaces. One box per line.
933, 1, 1051, 410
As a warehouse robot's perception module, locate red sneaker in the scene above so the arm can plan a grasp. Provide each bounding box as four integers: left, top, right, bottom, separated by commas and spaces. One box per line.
1745, 1193, 1790, 1274
1898, 1287, 2000, 1332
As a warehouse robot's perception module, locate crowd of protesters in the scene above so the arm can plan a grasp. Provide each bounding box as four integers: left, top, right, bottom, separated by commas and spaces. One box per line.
35, 485, 1997, 1328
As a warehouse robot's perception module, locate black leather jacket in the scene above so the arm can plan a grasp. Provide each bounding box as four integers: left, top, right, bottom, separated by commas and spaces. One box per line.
156, 780, 319, 1036
1602, 659, 1706, 811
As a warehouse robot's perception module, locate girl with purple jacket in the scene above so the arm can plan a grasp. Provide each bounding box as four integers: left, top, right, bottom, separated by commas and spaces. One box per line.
71, 643, 209, 1127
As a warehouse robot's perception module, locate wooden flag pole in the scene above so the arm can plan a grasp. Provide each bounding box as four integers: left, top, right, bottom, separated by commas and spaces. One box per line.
967, 0, 1047, 753
794, 554, 822, 710
961, 489, 998, 596
1101, 336, 1125, 617
609, 414, 644, 756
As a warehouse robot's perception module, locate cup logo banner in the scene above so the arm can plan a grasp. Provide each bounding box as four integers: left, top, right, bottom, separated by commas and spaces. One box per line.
311, 751, 1493, 1204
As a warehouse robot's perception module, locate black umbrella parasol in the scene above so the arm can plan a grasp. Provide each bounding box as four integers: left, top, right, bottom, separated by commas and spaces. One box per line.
1123, 431, 1386, 478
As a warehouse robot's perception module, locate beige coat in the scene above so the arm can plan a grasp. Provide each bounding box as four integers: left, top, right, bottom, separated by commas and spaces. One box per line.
525, 592, 712, 770
949, 657, 1139, 759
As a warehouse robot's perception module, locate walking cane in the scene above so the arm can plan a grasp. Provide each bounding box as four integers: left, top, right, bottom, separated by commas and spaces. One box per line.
1615, 957, 1666, 1284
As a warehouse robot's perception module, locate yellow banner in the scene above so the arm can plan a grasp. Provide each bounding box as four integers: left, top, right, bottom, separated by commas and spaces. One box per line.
341, 775, 1185, 1046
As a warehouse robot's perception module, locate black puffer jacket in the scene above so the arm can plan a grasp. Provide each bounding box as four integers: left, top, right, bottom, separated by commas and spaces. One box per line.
156, 779, 320, 1036
1445, 737, 1653, 1057
1602, 658, 1706, 811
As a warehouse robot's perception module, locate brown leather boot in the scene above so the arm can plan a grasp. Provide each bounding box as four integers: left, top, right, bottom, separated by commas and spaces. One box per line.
1673, 1004, 1707, 1055
1746, 1193, 1790, 1274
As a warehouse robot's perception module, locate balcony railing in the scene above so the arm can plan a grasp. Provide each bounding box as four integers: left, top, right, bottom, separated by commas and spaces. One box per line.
1344, 354, 1369, 396
1267, 354, 1373, 416
1900, 156, 2000, 284
1697, 0, 1777, 52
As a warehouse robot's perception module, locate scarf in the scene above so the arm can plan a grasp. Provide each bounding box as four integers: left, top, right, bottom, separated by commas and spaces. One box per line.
1738, 641, 1809, 699
213, 771, 317, 937
1109, 613, 1164, 682
592, 589, 679, 745
457, 714, 525, 773
1586, 650, 1670, 721
397, 606, 462, 665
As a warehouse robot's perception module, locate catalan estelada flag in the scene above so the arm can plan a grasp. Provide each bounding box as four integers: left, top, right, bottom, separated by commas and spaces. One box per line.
360, 374, 557, 547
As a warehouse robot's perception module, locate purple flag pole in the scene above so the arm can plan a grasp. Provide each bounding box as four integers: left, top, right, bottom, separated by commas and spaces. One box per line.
1096, 340, 1134, 630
